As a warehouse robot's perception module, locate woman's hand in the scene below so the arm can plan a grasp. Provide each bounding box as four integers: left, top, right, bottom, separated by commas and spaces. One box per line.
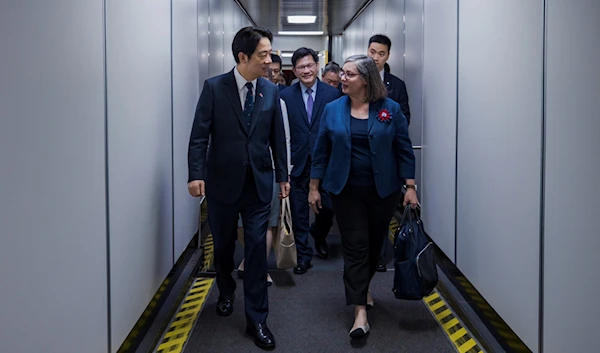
308, 189, 322, 214
403, 189, 419, 208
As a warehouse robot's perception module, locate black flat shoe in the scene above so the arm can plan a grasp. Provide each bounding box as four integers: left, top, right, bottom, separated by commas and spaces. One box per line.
349, 323, 370, 338
375, 264, 387, 272
237, 269, 244, 279
216, 294, 234, 316
246, 323, 276, 350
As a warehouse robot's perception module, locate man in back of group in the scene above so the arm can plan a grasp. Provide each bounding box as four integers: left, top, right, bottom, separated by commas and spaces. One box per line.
367, 34, 411, 125
367, 34, 412, 272
321, 61, 341, 89
268, 53, 286, 92
280, 47, 342, 274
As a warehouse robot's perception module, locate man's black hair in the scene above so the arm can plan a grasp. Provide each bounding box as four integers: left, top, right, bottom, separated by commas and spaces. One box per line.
368, 34, 392, 51
232, 26, 273, 63
291, 47, 318, 67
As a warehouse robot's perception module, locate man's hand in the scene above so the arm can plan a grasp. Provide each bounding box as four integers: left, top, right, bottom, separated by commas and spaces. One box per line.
279, 182, 291, 199
188, 180, 205, 197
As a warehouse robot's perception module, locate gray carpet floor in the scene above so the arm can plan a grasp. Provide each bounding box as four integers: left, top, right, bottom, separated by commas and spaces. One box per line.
184, 222, 455, 353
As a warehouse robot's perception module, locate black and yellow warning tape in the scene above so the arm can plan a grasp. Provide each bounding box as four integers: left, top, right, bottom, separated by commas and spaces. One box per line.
424, 290, 485, 353
155, 233, 216, 353
454, 276, 530, 352
156, 278, 214, 353
201, 233, 214, 272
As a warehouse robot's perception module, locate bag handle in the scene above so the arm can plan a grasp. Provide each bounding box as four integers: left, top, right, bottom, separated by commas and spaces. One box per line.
399, 204, 413, 225
280, 197, 293, 232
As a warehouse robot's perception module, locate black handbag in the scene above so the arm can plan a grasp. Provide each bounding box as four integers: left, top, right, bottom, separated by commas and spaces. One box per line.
392, 206, 438, 300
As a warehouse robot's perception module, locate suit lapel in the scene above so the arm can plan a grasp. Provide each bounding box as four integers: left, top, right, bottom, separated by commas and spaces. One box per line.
384, 71, 392, 91
309, 81, 325, 129
368, 100, 384, 134
293, 84, 310, 127
224, 70, 246, 134
248, 78, 266, 137
340, 96, 351, 137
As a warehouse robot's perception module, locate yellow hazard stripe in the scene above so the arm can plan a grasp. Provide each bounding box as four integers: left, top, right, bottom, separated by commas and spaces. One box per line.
388, 218, 399, 242
155, 233, 216, 353
156, 278, 214, 353
201, 233, 214, 272
423, 290, 485, 353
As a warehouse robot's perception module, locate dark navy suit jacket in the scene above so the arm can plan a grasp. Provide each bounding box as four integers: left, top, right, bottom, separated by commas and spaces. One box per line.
188, 69, 287, 205
280, 80, 342, 178
384, 72, 411, 125
310, 96, 415, 199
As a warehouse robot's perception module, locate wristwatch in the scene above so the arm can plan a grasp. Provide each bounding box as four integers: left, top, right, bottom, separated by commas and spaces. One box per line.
404, 184, 417, 191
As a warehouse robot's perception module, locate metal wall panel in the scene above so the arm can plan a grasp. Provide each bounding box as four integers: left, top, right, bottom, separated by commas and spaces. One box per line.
173, 0, 202, 260
543, 1, 600, 351
223, 0, 236, 71
105, 1, 174, 351
404, 0, 423, 146
421, 0, 458, 263
198, 0, 210, 86
384, 0, 405, 76
457, 1, 543, 350
0, 1, 108, 352
208, 0, 224, 76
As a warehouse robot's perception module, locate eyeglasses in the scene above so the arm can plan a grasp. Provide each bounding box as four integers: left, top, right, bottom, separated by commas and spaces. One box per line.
339, 71, 360, 79
295, 62, 316, 71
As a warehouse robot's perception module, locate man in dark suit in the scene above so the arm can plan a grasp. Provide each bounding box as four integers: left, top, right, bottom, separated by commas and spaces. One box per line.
268, 53, 287, 92
187, 26, 289, 350
367, 34, 411, 125
280, 47, 342, 274
367, 34, 412, 272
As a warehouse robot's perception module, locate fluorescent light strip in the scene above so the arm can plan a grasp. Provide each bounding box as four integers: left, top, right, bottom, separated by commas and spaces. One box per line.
278, 31, 324, 36
287, 15, 316, 24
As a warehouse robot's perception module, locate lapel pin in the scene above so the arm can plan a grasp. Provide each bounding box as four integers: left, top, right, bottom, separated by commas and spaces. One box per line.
259, 92, 263, 98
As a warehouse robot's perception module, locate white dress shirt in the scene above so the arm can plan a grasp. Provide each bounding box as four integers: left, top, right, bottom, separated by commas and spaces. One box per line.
233, 66, 257, 109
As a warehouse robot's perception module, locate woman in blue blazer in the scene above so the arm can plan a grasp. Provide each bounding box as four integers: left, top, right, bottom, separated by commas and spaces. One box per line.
309, 55, 419, 338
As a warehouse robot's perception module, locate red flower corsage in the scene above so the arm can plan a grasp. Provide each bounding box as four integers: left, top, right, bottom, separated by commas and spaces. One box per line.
377, 108, 392, 123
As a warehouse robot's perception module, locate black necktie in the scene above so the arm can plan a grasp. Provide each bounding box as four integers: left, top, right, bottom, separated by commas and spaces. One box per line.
243, 82, 254, 130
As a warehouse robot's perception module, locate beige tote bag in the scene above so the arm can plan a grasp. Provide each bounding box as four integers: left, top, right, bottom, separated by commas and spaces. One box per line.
273, 197, 297, 269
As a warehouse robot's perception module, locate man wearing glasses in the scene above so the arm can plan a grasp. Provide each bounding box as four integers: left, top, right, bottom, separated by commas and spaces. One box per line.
280, 47, 342, 274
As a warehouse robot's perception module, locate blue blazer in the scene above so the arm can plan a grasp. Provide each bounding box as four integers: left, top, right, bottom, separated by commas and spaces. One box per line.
188, 69, 287, 205
310, 96, 415, 199
280, 80, 342, 178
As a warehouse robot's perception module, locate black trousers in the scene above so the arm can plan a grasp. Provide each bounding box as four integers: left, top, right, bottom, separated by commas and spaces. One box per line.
331, 184, 401, 305
290, 158, 334, 264
207, 169, 270, 324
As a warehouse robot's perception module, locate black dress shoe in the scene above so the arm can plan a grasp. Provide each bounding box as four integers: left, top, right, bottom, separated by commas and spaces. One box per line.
246, 323, 276, 350
293, 261, 313, 275
314, 238, 329, 259
376, 264, 387, 272
216, 294, 234, 316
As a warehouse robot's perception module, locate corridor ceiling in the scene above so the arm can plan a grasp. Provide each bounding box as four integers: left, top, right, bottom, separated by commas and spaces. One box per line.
236, 0, 372, 35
